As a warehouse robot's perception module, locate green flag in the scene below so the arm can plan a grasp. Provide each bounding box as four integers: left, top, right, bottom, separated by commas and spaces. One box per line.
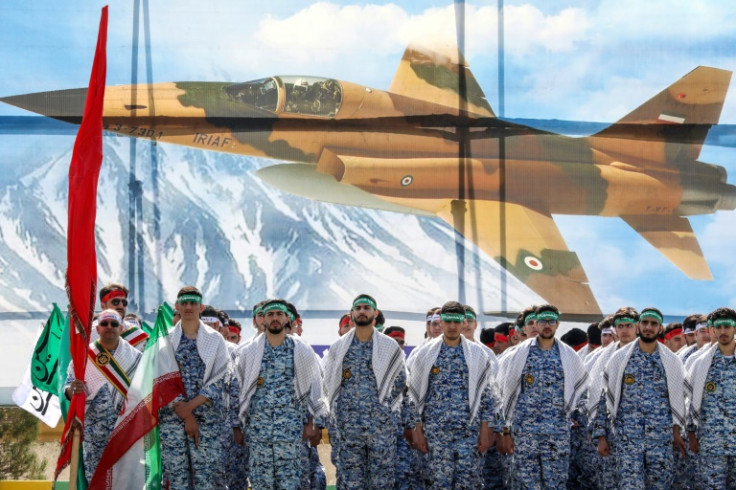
30, 303, 65, 394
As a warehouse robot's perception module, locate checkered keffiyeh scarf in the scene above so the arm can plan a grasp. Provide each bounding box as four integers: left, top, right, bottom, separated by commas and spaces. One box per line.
322, 329, 405, 412
684, 343, 718, 429
72, 338, 141, 409
586, 342, 622, 419
170, 322, 230, 394
235, 334, 327, 425
501, 338, 588, 424
603, 341, 686, 428
408, 336, 492, 423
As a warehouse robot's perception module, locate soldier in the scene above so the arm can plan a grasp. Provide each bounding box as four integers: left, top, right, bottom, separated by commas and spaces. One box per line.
338, 313, 353, 337
686, 307, 736, 488
252, 300, 266, 334
64, 309, 142, 482
577, 322, 601, 360
678, 314, 709, 362
594, 307, 686, 490
479, 324, 495, 351
664, 322, 686, 352
159, 286, 230, 490
226, 319, 242, 345
461, 304, 479, 341
322, 294, 407, 489
492, 323, 512, 356
91, 283, 149, 351
498, 304, 587, 489
409, 301, 497, 489
234, 299, 325, 489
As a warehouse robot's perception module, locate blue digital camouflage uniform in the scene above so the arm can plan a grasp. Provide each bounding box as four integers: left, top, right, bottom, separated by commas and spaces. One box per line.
420, 343, 496, 490
596, 343, 674, 490
395, 395, 422, 490
482, 445, 505, 489
224, 363, 249, 490
78, 384, 118, 482
159, 335, 225, 490
693, 350, 736, 489
510, 342, 570, 490
247, 335, 305, 490
568, 392, 596, 489
299, 441, 326, 490
334, 335, 405, 489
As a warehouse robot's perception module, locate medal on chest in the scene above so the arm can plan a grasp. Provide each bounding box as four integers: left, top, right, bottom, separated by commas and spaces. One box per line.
524, 374, 534, 385
96, 352, 111, 366
343, 368, 352, 380
624, 374, 635, 385
705, 381, 716, 393
431, 366, 440, 375
257, 376, 264, 386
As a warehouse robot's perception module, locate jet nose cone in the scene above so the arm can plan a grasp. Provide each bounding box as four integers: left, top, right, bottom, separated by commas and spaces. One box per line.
1, 88, 87, 121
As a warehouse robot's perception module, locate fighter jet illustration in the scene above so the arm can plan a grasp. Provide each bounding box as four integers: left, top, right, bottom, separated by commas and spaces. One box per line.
3, 44, 735, 315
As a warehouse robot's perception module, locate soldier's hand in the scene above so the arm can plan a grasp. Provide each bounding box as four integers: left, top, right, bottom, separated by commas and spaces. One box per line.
477, 425, 493, 454
184, 415, 200, 448
673, 428, 687, 459
303, 423, 322, 447
173, 401, 192, 420
688, 431, 699, 454
403, 428, 413, 442
597, 436, 609, 457
412, 427, 428, 454
505, 434, 514, 455
66, 380, 87, 399
233, 427, 244, 446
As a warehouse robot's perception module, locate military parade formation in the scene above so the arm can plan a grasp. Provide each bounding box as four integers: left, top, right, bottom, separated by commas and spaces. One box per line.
64, 283, 736, 489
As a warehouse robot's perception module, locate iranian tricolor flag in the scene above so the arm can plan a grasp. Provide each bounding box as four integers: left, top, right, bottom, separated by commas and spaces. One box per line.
88, 303, 184, 490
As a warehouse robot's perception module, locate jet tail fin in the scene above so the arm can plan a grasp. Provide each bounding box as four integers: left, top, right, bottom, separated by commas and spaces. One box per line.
586, 66, 732, 167
389, 43, 495, 118
622, 214, 712, 280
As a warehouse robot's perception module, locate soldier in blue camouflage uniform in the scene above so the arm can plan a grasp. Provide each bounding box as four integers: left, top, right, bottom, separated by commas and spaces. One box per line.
159, 287, 229, 490
322, 294, 407, 489
236, 299, 324, 490
224, 349, 248, 489
593, 307, 686, 490
410, 302, 497, 489
498, 305, 588, 490
687, 307, 736, 489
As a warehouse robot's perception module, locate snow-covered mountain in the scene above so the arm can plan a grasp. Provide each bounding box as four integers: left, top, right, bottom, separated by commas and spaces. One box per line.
0, 131, 538, 316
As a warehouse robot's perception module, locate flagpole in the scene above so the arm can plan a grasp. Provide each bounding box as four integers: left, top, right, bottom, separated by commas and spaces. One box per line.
69, 430, 81, 490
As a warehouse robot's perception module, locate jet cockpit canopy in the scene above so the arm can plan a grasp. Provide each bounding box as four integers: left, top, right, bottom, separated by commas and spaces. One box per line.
223, 76, 343, 117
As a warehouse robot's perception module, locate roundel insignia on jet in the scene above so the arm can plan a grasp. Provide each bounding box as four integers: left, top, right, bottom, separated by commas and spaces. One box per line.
524, 255, 543, 271
400, 175, 413, 187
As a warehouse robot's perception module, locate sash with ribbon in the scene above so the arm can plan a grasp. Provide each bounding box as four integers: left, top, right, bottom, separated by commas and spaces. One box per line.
87, 341, 132, 399
121, 326, 149, 348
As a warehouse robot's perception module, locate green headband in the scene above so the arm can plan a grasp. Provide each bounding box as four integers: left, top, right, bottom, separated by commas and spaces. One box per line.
524, 313, 536, 324
465, 311, 477, 320
262, 303, 290, 315
640, 311, 663, 323
352, 297, 377, 310
441, 313, 466, 322
712, 318, 736, 328
253, 306, 263, 318
177, 294, 202, 304
615, 317, 636, 326
535, 311, 559, 322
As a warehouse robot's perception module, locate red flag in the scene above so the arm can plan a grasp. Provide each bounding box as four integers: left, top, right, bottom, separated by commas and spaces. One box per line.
55, 6, 108, 480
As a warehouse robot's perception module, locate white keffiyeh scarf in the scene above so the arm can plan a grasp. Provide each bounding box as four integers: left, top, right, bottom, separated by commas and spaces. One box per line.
684, 343, 719, 429
603, 341, 686, 428
586, 341, 623, 419
408, 336, 492, 424
72, 338, 141, 409
235, 334, 327, 425
501, 338, 588, 423
170, 321, 230, 395
322, 329, 405, 412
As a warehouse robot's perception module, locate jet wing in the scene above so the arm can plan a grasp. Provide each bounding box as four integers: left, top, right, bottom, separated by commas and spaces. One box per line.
397, 198, 601, 315
621, 215, 712, 280
389, 44, 495, 118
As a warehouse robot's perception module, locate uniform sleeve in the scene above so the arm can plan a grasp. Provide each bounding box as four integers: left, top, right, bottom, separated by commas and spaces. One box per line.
590, 388, 609, 439
391, 365, 407, 404
228, 371, 241, 429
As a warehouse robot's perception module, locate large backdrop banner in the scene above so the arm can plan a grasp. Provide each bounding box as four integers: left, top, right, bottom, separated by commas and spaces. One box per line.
1, 0, 736, 362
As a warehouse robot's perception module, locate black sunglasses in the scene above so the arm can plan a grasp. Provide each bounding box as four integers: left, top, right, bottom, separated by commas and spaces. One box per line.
111, 298, 128, 307
99, 320, 120, 328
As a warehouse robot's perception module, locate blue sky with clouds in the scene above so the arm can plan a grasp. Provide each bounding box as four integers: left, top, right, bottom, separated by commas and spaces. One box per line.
2, 0, 736, 315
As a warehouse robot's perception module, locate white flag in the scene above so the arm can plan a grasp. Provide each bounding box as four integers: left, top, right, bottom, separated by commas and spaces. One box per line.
13, 364, 61, 428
